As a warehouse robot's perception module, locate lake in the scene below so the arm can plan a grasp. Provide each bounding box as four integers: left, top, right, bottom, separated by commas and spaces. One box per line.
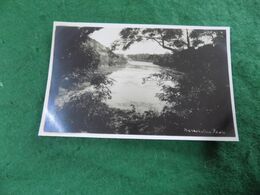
105, 60, 175, 113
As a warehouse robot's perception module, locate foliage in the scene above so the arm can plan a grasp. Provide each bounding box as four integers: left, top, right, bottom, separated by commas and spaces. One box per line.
108, 50, 128, 66
48, 27, 234, 136
47, 26, 128, 132
56, 43, 234, 135
110, 28, 234, 135
112, 28, 225, 53
150, 45, 234, 135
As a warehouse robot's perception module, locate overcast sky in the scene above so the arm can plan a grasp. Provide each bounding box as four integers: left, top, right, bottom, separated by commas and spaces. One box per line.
89, 27, 169, 55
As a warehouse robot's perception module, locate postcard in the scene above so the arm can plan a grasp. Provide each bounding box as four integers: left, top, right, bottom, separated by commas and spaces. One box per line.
39, 22, 238, 141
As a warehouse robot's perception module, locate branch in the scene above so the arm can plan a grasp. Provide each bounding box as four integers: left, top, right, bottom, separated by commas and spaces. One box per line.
161, 39, 176, 52
144, 35, 176, 52
159, 32, 177, 52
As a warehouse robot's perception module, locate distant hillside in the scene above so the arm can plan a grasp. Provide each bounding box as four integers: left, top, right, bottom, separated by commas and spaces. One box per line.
127, 54, 156, 62
127, 53, 174, 67
86, 37, 127, 66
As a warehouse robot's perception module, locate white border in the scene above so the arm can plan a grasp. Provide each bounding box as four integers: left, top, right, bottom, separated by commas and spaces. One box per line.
38, 21, 239, 141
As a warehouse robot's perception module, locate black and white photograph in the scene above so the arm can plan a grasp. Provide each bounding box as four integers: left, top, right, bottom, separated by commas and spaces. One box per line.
39, 22, 238, 141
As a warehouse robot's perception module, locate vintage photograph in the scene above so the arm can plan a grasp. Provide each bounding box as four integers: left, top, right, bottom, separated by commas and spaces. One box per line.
39, 22, 238, 141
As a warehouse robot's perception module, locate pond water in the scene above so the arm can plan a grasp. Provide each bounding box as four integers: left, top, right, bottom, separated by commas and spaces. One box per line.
105, 60, 174, 113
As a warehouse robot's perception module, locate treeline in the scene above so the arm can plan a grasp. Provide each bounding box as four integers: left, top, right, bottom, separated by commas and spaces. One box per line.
50, 26, 127, 92
107, 50, 127, 66
126, 43, 235, 136
156, 44, 235, 136
127, 54, 162, 62
88, 37, 127, 67
127, 53, 174, 68
127, 44, 226, 72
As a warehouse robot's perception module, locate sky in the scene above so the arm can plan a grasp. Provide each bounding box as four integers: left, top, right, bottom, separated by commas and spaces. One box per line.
89, 27, 170, 55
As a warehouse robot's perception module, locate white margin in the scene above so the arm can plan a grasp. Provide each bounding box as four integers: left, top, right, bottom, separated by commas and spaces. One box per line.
38, 21, 239, 142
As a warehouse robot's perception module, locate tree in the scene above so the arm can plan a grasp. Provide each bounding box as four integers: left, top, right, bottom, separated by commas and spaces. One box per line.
54, 26, 103, 78
112, 27, 231, 134
112, 28, 184, 52
48, 26, 103, 112
189, 30, 226, 47
112, 28, 225, 53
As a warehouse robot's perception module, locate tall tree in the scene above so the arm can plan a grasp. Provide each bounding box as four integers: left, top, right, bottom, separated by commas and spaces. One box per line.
112, 28, 225, 52
48, 26, 102, 109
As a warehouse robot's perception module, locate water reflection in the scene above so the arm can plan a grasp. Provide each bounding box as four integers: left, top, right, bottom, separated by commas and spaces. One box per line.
49, 60, 178, 133
105, 60, 175, 113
